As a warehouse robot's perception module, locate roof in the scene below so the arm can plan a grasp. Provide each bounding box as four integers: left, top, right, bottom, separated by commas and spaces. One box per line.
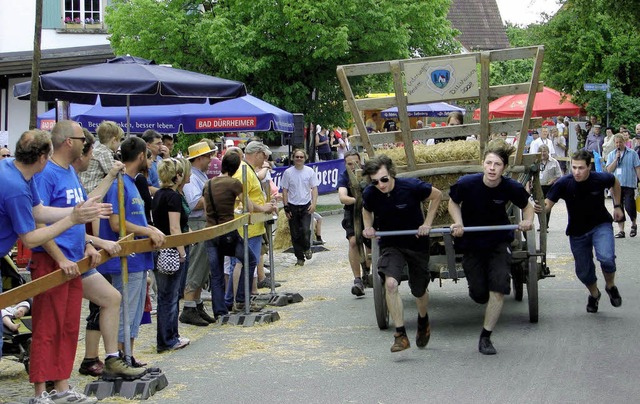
0, 44, 114, 76
447, 0, 510, 51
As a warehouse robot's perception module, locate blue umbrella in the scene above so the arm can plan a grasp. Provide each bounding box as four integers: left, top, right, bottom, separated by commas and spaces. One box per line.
37, 95, 294, 134
13, 55, 246, 106
380, 102, 466, 119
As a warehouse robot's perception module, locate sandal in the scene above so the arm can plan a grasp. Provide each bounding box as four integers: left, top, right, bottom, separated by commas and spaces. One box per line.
614, 231, 626, 238
631, 225, 637, 238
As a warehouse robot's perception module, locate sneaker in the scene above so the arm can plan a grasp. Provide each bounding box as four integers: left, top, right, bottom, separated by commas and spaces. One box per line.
196, 302, 216, 324
78, 358, 104, 377
159, 337, 190, 353
257, 277, 281, 289
391, 333, 410, 352
314, 236, 326, 245
179, 307, 209, 326
102, 356, 146, 380
29, 391, 55, 404
478, 336, 497, 355
416, 320, 431, 348
294, 259, 305, 267
304, 250, 313, 259
587, 290, 601, 313
605, 286, 622, 307
49, 388, 98, 403
351, 278, 365, 297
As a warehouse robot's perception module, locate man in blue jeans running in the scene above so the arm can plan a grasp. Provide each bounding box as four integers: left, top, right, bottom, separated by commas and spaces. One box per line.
541, 149, 624, 313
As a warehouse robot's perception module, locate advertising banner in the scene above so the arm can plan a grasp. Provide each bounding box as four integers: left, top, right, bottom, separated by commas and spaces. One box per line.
272, 159, 346, 195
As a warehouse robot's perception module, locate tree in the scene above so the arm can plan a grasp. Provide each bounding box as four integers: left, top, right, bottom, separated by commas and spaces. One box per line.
106, 0, 459, 126
533, 0, 640, 122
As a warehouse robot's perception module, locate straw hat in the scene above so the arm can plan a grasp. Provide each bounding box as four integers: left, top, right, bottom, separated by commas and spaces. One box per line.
187, 141, 214, 160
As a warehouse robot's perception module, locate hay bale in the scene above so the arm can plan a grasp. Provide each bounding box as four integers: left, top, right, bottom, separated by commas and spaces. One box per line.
273, 209, 292, 251
377, 141, 481, 225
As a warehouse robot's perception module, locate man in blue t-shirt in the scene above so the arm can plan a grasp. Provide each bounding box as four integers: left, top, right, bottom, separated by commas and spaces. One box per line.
0, 129, 104, 369
99, 136, 165, 366
449, 140, 533, 355
362, 155, 442, 353
543, 149, 623, 314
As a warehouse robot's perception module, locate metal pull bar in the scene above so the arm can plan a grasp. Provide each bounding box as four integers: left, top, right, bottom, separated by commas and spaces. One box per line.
374, 224, 520, 237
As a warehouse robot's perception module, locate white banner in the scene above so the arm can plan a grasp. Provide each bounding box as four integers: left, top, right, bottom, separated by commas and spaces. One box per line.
405, 56, 479, 103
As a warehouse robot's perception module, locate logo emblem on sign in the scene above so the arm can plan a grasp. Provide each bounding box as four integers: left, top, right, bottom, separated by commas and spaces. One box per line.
426, 65, 456, 95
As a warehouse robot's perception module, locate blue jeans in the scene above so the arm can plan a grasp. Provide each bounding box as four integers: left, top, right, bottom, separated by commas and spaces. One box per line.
207, 231, 256, 315
155, 263, 184, 351
111, 270, 147, 342
224, 234, 260, 307
569, 222, 616, 286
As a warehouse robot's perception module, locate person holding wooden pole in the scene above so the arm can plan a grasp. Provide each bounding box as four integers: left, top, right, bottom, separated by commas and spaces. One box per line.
448, 139, 534, 355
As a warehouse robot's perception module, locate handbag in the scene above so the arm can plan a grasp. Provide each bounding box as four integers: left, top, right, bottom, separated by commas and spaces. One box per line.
157, 248, 180, 275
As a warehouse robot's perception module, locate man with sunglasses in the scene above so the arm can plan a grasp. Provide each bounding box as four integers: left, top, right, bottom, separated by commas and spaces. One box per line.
362, 155, 442, 353
0, 147, 10, 159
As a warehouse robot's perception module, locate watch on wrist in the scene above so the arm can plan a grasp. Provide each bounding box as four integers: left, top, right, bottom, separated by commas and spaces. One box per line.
85, 239, 94, 247
614, 204, 621, 208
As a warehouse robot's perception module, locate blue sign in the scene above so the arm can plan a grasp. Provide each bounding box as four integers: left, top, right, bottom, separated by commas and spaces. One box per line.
583, 83, 608, 91
272, 159, 346, 195
430, 70, 451, 89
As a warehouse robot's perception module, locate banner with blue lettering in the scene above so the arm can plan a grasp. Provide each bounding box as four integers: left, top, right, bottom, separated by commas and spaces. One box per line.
272, 160, 345, 195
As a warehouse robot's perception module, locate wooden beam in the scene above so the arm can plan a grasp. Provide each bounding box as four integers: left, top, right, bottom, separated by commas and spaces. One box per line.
390, 60, 417, 170
479, 51, 491, 156
336, 65, 375, 158
489, 81, 544, 99
514, 46, 545, 167
489, 46, 540, 62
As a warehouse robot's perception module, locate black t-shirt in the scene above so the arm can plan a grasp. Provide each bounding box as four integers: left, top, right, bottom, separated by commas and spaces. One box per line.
546, 172, 614, 236
362, 177, 432, 250
134, 173, 153, 225
448, 173, 530, 251
383, 119, 397, 132
152, 188, 187, 236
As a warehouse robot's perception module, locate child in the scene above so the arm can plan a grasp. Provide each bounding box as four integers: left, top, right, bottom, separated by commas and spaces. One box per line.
2, 300, 30, 333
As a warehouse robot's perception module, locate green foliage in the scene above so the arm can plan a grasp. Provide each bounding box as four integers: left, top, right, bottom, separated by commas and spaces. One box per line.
488, 24, 539, 87
582, 88, 640, 128
105, 0, 460, 127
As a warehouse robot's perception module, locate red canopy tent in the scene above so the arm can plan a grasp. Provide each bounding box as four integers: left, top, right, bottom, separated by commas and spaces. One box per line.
473, 87, 584, 119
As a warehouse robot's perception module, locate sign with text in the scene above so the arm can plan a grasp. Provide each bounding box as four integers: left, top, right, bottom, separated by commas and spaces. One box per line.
195, 117, 257, 130
583, 83, 608, 91
405, 56, 479, 103
272, 159, 346, 196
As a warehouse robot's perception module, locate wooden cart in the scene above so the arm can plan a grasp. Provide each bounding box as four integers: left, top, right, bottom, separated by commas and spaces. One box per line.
336, 46, 554, 328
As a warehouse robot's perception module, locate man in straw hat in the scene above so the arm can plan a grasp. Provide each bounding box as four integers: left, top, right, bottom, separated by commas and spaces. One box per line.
180, 141, 218, 326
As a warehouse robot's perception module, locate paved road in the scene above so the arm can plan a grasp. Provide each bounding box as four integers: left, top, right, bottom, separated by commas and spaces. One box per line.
1, 198, 638, 403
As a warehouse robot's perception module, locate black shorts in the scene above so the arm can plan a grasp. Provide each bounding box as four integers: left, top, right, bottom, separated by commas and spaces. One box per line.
342, 210, 371, 248
377, 246, 430, 297
462, 242, 512, 304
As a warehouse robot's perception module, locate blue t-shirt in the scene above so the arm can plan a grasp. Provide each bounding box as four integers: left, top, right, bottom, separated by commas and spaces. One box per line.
0, 159, 40, 256
147, 160, 160, 188
546, 171, 615, 236
32, 162, 88, 261
606, 147, 640, 188
448, 173, 530, 251
362, 177, 432, 250
98, 174, 153, 274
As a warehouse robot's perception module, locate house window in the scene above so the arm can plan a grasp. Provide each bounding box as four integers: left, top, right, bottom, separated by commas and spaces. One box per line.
64, 0, 102, 25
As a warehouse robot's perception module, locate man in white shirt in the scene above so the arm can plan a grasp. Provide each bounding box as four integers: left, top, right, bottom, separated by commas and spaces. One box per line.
529, 127, 556, 156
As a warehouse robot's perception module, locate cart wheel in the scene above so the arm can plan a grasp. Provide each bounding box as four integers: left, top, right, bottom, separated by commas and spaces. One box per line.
371, 241, 388, 330
525, 229, 539, 323
511, 263, 524, 301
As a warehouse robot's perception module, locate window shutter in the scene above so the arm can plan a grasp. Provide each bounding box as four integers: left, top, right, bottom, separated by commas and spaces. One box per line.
43, 0, 63, 29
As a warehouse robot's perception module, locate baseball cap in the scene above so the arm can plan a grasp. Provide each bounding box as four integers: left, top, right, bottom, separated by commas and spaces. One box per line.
225, 139, 234, 148
244, 141, 272, 156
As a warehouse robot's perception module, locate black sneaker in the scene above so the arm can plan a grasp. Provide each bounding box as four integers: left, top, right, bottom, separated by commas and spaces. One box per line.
416, 320, 431, 348
605, 286, 622, 307
294, 259, 305, 267
304, 250, 313, 259
587, 290, 601, 313
351, 278, 365, 297
179, 307, 209, 326
196, 302, 216, 324
257, 277, 281, 289
478, 336, 497, 355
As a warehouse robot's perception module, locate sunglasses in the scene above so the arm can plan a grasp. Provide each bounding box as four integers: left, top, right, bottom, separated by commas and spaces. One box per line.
294, 155, 305, 159
69, 136, 87, 144
370, 176, 390, 186
1, 154, 10, 157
